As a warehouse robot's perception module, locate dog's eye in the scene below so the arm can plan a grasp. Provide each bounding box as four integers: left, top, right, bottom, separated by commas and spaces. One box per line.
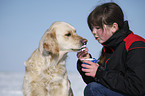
65, 33, 71, 36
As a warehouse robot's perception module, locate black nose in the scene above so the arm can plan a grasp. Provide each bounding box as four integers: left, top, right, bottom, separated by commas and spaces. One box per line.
81, 39, 88, 45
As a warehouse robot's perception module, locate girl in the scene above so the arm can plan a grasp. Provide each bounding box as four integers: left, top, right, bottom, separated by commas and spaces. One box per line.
77, 2, 145, 96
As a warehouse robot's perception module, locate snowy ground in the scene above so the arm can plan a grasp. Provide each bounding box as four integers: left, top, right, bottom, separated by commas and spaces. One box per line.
0, 72, 86, 96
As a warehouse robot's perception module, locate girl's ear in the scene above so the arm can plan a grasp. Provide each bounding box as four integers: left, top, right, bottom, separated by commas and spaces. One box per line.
111, 23, 119, 33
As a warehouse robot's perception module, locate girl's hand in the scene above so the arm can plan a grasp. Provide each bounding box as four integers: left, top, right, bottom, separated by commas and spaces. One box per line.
77, 48, 90, 59
81, 60, 99, 77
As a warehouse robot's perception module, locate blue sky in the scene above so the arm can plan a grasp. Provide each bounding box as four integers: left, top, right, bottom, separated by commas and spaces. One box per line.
0, 0, 145, 73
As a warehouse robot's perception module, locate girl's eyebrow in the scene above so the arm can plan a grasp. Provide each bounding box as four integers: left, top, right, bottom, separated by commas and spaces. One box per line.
93, 26, 100, 29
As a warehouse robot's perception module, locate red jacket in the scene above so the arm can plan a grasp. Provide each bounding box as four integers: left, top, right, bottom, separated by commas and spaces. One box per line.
77, 21, 145, 96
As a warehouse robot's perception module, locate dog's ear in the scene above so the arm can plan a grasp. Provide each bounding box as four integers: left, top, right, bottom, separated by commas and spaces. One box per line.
43, 30, 59, 55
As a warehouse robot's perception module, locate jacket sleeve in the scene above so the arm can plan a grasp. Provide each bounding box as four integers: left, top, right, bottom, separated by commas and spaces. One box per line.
77, 59, 95, 84
95, 41, 145, 96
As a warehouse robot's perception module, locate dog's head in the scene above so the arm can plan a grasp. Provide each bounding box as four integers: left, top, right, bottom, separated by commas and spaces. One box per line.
39, 22, 87, 55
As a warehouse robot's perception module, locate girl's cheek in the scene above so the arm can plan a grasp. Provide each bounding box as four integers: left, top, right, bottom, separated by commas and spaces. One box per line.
97, 29, 103, 36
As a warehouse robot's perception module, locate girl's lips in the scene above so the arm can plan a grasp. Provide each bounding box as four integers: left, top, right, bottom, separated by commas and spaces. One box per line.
95, 37, 99, 40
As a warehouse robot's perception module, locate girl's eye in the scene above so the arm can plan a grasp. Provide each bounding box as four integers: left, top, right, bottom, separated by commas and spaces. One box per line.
91, 26, 100, 30
65, 33, 71, 36
95, 27, 100, 30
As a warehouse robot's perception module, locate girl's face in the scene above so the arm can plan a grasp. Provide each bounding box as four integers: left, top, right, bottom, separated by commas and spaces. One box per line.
92, 25, 113, 44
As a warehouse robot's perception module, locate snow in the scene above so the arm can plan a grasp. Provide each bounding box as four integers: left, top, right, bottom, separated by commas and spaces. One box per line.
0, 72, 86, 96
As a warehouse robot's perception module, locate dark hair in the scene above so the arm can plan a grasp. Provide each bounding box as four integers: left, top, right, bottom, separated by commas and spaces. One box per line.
88, 2, 124, 65
87, 2, 124, 31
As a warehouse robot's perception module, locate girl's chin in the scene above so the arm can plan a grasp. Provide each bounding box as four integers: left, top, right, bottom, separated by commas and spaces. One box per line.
97, 40, 104, 44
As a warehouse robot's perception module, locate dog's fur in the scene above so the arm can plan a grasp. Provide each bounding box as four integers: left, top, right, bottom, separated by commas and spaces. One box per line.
23, 22, 86, 96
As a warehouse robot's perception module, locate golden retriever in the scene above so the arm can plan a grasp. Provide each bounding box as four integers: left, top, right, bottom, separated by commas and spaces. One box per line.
23, 21, 87, 96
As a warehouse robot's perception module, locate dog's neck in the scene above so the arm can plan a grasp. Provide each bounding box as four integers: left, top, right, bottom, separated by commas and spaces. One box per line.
54, 51, 68, 65
45, 50, 68, 67
58, 51, 68, 60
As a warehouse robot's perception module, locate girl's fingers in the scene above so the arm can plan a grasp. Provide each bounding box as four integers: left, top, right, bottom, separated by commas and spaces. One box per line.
81, 64, 92, 69
81, 60, 94, 65
82, 68, 90, 73
77, 51, 88, 58
85, 72, 91, 76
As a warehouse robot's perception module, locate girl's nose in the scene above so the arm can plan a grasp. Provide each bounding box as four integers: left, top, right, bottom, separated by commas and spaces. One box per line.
92, 28, 97, 35
92, 28, 97, 34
